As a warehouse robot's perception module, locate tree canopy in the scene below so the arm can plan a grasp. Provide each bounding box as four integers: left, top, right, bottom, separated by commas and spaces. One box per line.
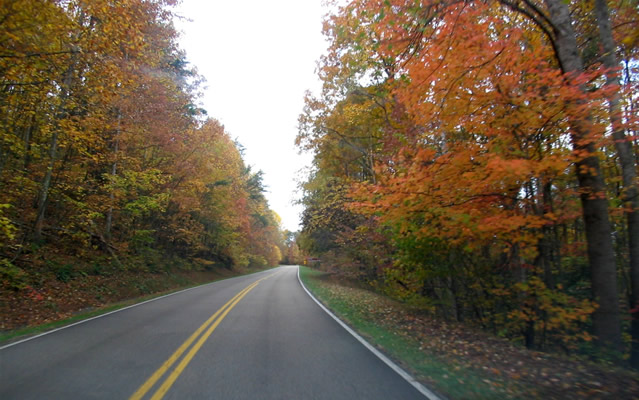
297, 0, 639, 367
0, 0, 286, 291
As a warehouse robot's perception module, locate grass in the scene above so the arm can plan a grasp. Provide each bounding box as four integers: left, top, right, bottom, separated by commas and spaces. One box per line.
299, 266, 639, 399
298, 266, 531, 399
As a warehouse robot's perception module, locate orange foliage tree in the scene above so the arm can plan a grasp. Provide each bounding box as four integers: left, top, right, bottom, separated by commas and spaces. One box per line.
298, 0, 639, 361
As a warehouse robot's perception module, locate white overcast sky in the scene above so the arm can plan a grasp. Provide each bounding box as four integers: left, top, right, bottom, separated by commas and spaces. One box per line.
174, 1, 327, 232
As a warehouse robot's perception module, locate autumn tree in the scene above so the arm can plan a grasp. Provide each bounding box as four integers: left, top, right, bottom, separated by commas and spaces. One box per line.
298, 0, 638, 361
1, 0, 285, 297
495, 0, 630, 358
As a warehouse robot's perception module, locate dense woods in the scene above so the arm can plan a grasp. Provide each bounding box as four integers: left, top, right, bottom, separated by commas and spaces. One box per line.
297, 0, 639, 367
0, 0, 286, 321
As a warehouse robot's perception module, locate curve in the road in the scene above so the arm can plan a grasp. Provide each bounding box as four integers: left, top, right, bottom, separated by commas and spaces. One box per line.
1, 266, 443, 400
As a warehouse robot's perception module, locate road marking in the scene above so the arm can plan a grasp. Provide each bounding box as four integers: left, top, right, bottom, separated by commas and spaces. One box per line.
129, 282, 257, 400
296, 266, 443, 400
149, 282, 257, 400
130, 273, 277, 400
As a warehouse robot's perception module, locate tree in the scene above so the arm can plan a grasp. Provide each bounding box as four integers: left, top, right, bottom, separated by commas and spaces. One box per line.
0, 0, 286, 293
298, 0, 638, 358
592, 0, 639, 367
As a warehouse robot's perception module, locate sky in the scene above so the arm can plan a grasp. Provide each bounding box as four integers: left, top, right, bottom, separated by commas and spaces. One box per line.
173, 1, 327, 232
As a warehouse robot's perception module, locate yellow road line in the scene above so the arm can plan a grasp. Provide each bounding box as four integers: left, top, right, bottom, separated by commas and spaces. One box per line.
130, 273, 278, 400
149, 281, 259, 400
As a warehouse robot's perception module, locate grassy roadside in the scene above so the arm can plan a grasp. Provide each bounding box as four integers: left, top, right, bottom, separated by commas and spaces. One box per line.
0, 265, 276, 345
298, 266, 639, 400
299, 266, 504, 399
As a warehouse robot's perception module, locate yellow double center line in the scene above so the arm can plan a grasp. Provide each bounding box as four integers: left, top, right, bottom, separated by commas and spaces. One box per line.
130, 274, 276, 400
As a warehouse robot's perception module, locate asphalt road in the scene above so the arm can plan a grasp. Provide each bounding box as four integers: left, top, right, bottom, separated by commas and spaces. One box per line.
0, 265, 427, 399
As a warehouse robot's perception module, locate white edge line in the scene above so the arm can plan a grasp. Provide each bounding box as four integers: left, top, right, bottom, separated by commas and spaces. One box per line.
0, 267, 279, 351
296, 265, 443, 400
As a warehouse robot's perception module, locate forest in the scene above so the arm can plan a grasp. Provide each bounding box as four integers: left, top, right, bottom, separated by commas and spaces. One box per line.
0, 0, 292, 328
296, 0, 639, 368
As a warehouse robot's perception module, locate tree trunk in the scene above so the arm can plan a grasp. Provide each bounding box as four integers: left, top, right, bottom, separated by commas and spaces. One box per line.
34, 61, 75, 241
542, 0, 622, 352
105, 111, 121, 240
33, 130, 58, 241
533, 178, 555, 290
23, 116, 35, 170
0, 137, 5, 179
593, 0, 639, 367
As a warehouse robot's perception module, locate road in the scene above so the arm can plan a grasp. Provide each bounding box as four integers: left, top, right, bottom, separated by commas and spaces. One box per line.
0, 265, 428, 399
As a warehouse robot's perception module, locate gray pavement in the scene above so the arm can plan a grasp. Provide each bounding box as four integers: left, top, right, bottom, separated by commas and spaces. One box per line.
0, 265, 426, 399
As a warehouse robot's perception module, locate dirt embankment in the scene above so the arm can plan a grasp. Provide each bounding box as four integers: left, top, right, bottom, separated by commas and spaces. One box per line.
1, 264, 251, 332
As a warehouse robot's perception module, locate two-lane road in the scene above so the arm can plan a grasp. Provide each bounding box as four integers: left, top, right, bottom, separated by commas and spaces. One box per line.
0, 266, 428, 399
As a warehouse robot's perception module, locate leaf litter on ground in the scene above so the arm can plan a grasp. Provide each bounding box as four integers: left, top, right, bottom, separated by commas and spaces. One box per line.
303, 270, 639, 400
